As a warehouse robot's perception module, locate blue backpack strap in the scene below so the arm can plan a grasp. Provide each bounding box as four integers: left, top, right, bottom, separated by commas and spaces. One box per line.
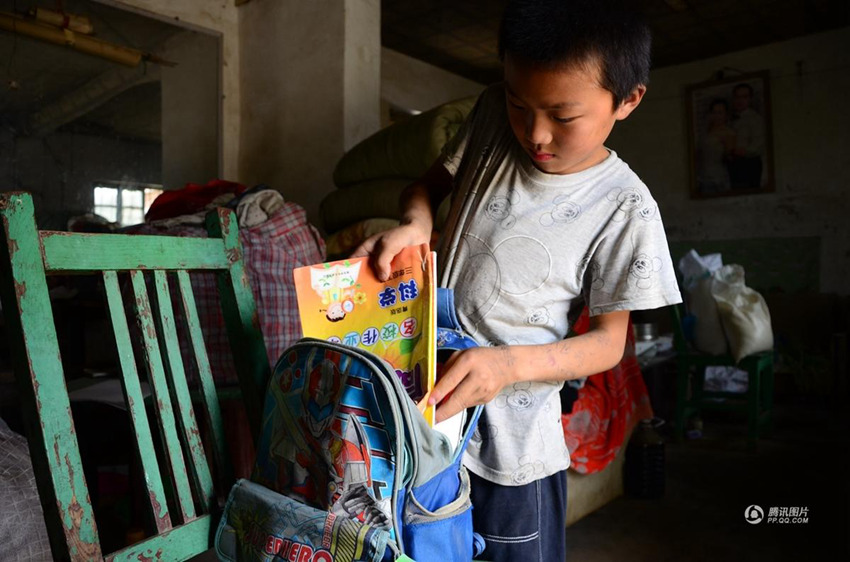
436, 287, 463, 332
435, 288, 479, 355
435, 287, 482, 464
452, 405, 482, 464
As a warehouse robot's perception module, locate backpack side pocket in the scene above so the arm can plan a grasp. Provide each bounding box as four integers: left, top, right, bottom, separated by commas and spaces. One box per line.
216, 479, 391, 562
402, 465, 476, 562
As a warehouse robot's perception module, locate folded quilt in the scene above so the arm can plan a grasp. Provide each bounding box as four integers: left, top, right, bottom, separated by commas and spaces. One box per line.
333, 97, 476, 187
320, 178, 409, 233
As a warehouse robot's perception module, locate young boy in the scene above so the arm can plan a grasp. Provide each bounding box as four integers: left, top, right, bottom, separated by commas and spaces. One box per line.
354, 1, 682, 559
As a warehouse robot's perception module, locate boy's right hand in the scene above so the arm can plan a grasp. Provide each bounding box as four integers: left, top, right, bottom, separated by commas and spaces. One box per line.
352, 161, 451, 280
351, 221, 431, 282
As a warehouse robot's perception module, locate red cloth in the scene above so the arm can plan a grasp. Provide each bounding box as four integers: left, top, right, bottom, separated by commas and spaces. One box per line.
145, 179, 247, 221
561, 309, 654, 474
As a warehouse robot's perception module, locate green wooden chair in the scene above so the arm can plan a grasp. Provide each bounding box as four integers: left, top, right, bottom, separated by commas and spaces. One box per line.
0, 192, 270, 561
670, 304, 775, 448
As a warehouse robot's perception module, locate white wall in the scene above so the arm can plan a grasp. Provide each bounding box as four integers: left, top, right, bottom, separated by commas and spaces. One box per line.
238, 0, 381, 226
381, 47, 486, 113
345, 0, 382, 151
609, 27, 850, 295
161, 31, 220, 189
101, 0, 386, 228
161, 31, 221, 189
104, 0, 239, 179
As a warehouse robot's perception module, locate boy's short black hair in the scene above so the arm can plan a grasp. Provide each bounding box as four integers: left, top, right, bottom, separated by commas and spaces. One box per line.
498, 0, 652, 107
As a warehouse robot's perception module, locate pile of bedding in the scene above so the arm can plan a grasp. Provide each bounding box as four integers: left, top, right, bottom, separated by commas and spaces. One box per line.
127, 181, 326, 385
322, 96, 476, 258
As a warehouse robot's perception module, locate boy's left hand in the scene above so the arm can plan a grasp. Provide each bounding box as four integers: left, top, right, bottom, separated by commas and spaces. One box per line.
428, 347, 518, 423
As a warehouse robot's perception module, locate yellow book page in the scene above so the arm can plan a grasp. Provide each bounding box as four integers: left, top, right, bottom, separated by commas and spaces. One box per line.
293, 244, 436, 425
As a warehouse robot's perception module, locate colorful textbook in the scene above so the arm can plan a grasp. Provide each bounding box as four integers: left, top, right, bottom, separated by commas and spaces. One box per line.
293, 244, 437, 426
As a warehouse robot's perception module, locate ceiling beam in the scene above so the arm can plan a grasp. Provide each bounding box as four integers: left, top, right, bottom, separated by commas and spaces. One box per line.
27, 63, 160, 137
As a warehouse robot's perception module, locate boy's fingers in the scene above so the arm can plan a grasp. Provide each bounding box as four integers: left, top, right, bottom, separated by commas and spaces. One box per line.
415, 389, 433, 413
372, 237, 406, 282
362, 238, 390, 281
351, 233, 381, 259
374, 253, 393, 282
435, 387, 468, 423
428, 355, 466, 406
350, 241, 371, 258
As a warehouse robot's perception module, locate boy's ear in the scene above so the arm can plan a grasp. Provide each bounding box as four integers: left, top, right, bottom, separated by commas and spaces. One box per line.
614, 85, 647, 120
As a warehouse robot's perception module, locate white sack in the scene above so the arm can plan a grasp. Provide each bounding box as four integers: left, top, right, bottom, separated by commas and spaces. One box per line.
710, 264, 773, 363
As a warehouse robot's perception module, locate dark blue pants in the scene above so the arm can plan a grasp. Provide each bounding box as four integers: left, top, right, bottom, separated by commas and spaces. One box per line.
470, 469, 567, 562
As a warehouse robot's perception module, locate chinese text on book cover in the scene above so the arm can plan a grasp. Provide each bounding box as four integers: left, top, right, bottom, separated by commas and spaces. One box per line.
293, 244, 436, 425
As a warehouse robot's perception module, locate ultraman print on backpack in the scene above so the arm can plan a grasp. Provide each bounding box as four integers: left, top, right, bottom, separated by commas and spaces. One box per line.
215, 315, 483, 561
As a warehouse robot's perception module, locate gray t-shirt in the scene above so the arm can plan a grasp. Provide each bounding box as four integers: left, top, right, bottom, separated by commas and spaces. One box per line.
437, 85, 682, 486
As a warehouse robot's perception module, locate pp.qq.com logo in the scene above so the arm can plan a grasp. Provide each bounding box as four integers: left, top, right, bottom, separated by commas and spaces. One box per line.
744, 505, 764, 524
745, 505, 810, 525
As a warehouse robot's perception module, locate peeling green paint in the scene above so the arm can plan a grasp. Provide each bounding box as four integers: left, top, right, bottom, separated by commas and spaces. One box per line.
0, 193, 269, 559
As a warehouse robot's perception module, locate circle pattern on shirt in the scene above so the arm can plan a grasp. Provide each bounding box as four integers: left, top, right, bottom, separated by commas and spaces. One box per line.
492, 235, 551, 295
453, 235, 502, 326
453, 234, 552, 329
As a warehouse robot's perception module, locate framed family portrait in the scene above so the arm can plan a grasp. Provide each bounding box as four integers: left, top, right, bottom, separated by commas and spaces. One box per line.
685, 71, 775, 199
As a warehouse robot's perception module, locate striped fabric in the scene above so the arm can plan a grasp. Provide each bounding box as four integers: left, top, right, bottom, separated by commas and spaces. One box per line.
128, 202, 326, 385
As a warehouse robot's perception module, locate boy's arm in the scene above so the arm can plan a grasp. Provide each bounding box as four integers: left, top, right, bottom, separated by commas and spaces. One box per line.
428, 309, 630, 423
351, 160, 453, 281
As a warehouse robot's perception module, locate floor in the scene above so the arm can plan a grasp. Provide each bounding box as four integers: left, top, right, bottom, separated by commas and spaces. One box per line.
567, 400, 850, 561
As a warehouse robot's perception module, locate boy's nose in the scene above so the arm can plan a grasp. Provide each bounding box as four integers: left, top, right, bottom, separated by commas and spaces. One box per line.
525, 113, 552, 146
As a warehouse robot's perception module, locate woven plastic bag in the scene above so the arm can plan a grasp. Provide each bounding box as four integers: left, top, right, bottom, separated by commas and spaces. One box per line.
710, 264, 773, 362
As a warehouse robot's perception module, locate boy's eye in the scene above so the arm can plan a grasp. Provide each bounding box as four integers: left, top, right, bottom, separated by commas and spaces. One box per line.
507, 98, 524, 110
553, 116, 577, 124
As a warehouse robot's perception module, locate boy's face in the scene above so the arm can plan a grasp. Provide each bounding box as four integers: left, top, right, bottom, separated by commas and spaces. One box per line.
504, 55, 644, 175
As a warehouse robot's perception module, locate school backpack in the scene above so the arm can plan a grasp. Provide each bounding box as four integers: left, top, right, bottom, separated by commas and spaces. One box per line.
215, 291, 483, 562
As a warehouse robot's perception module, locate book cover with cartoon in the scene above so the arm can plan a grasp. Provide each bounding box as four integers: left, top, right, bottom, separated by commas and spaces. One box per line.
293, 244, 437, 425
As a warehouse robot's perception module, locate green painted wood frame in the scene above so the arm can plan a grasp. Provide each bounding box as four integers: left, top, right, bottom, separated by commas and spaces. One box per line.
669, 303, 775, 448
0, 192, 270, 561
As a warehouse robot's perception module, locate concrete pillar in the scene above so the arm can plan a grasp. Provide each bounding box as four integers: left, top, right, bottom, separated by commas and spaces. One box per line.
381, 48, 485, 114
160, 31, 220, 189
343, 0, 381, 152
239, 0, 381, 227
107, 0, 240, 181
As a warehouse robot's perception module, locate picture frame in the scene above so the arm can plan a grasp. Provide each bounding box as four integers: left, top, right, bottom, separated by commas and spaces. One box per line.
685, 71, 775, 199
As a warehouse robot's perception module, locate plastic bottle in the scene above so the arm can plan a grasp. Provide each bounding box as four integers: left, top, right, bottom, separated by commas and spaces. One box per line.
624, 418, 665, 499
